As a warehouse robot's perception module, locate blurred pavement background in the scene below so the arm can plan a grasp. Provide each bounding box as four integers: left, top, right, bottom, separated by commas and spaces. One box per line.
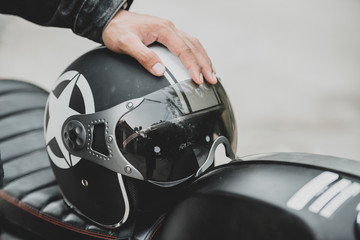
1, 0, 360, 161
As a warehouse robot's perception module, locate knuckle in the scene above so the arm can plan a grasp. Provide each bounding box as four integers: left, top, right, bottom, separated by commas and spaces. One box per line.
139, 51, 157, 67
160, 19, 175, 28
157, 21, 174, 41
117, 33, 133, 46
177, 46, 192, 58
194, 37, 201, 45
190, 36, 200, 45
156, 19, 175, 36
191, 39, 204, 56
203, 56, 213, 66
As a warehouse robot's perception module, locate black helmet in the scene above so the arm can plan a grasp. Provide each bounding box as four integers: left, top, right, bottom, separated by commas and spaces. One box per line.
44, 45, 237, 228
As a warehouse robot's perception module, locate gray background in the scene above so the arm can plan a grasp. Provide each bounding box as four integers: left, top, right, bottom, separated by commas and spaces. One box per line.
1, 0, 359, 161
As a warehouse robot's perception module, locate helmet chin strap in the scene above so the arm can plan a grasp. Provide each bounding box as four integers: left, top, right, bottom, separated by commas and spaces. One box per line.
195, 136, 236, 177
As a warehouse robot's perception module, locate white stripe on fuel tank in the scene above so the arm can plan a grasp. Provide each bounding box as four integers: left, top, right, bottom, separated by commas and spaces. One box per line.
320, 182, 360, 218
309, 178, 352, 213
287, 171, 339, 211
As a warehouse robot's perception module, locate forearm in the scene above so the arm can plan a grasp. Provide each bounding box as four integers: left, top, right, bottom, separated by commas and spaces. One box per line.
0, 0, 132, 43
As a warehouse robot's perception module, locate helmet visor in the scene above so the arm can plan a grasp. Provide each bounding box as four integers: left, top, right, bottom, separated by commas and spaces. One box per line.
115, 80, 237, 184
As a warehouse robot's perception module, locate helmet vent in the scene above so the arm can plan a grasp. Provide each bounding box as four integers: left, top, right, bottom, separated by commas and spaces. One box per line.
92, 123, 110, 156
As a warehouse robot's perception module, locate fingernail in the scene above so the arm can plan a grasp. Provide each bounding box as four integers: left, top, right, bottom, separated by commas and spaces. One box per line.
212, 72, 218, 83
206, 70, 217, 84
199, 73, 204, 84
152, 63, 165, 76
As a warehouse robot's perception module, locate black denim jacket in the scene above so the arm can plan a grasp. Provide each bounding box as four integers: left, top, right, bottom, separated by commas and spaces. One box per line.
0, 0, 132, 43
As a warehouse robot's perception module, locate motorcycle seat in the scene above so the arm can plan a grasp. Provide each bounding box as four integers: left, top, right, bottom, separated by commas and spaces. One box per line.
0, 80, 161, 240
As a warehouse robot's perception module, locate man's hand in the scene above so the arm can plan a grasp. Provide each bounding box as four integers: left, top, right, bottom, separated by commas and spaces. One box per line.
102, 10, 217, 85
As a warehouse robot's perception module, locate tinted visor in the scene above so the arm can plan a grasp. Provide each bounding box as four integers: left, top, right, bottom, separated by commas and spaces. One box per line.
116, 80, 237, 183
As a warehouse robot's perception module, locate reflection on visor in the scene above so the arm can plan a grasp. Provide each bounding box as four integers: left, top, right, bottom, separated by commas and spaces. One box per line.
116, 80, 236, 183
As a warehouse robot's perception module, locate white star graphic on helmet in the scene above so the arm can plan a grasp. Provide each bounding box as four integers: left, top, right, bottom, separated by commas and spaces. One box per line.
45, 71, 95, 169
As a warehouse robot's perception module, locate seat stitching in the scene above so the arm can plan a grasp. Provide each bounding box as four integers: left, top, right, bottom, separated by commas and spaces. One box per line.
0, 190, 118, 239
149, 224, 162, 240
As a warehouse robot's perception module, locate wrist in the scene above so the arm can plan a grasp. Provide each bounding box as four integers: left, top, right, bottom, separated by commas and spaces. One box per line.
101, 1, 133, 44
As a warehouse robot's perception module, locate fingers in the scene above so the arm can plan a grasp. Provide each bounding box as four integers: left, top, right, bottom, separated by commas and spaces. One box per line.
158, 27, 203, 84
156, 20, 217, 85
179, 31, 217, 84
102, 11, 166, 76
102, 10, 216, 84
120, 35, 166, 76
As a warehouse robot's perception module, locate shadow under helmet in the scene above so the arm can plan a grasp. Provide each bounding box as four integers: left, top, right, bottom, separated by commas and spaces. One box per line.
44, 45, 237, 228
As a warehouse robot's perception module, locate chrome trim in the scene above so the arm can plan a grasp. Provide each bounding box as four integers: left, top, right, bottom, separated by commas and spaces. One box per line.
63, 97, 145, 180
117, 173, 130, 225
195, 136, 235, 177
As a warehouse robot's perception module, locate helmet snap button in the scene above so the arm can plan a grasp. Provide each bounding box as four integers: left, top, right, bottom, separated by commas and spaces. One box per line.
125, 166, 132, 174
63, 120, 86, 151
126, 102, 134, 109
107, 136, 113, 143
81, 179, 89, 187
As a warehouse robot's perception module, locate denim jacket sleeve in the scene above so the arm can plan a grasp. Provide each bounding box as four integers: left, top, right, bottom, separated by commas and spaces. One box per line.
0, 0, 133, 43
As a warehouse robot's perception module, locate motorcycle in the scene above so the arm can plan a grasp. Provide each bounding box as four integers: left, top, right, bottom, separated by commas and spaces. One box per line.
0, 78, 359, 240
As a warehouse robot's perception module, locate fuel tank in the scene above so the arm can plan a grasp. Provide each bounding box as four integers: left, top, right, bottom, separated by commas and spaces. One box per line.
158, 153, 360, 240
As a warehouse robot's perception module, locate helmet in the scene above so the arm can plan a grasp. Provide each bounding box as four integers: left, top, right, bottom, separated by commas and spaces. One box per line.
44, 45, 237, 228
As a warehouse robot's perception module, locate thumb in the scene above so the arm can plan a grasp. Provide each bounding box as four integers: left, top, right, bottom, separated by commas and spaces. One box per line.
123, 38, 165, 77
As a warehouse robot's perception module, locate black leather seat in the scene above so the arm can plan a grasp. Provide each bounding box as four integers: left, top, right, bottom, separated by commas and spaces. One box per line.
0, 80, 162, 240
